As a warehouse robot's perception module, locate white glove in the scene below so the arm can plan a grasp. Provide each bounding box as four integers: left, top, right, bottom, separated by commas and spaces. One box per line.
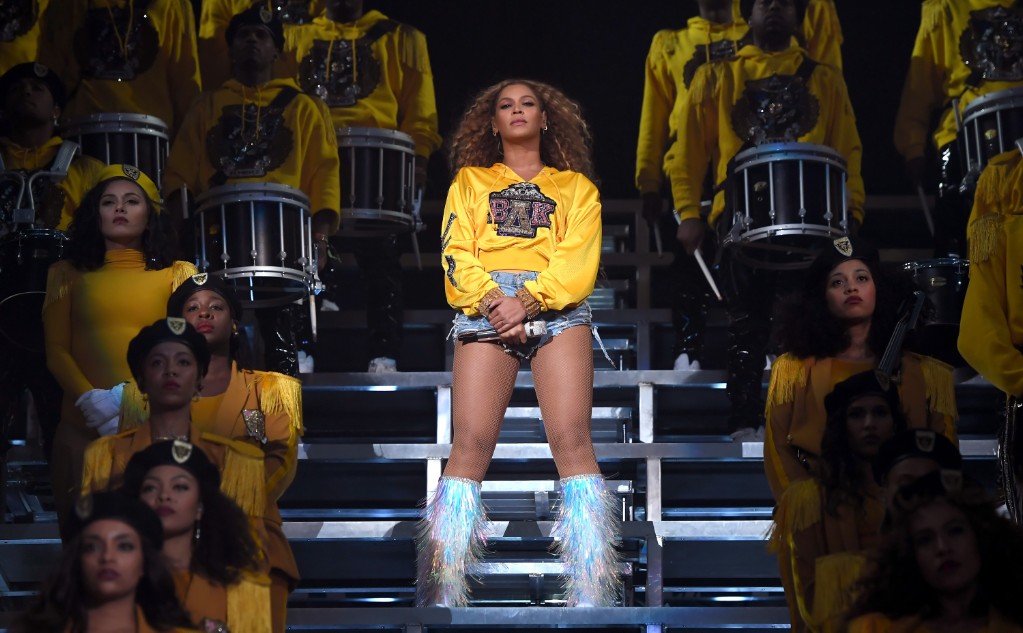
76, 383, 125, 436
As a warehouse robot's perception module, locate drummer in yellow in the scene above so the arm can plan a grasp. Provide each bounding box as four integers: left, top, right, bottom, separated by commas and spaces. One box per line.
958, 147, 1023, 523
0, 1, 61, 76
664, 0, 863, 437
730, 0, 844, 70
0, 62, 104, 230
895, 0, 1023, 256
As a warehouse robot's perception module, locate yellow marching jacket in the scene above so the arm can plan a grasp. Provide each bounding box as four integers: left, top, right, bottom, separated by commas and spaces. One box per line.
959, 150, 1023, 397
665, 44, 864, 227
441, 164, 602, 316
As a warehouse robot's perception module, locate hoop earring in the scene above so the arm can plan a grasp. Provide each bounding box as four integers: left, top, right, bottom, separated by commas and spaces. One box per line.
542, 125, 548, 133
491, 128, 498, 137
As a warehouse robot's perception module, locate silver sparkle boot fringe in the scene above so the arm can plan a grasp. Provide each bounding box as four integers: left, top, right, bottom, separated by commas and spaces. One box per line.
552, 474, 622, 607
415, 476, 488, 607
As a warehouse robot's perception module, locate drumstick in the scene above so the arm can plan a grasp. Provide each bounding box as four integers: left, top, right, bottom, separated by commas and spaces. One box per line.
916, 185, 936, 237
653, 222, 663, 256
694, 249, 723, 302
180, 185, 189, 220
411, 188, 424, 270
308, 294, 318, 343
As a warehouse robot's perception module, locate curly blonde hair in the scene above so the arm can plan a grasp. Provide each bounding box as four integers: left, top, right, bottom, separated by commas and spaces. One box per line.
447, 78, 596, 181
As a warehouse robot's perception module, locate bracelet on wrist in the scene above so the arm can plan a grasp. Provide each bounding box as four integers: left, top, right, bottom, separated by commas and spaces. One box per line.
515, 287, 542, 320
477, 288, 505, 318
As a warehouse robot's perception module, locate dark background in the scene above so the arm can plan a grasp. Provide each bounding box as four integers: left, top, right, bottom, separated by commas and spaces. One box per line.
317, 1, 926, 207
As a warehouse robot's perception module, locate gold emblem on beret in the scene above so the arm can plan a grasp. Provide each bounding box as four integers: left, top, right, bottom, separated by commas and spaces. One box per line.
75, 493, 94, 520
167, 316, 187, 335
192, 273, 208, 286
914, 430, 936, 453
172, 439, 193, 464
833, 237, 853, 257
122, 164, 141, 181
33, 62, 48, 78
259, 5, 272, 23
940, 469, 963, 493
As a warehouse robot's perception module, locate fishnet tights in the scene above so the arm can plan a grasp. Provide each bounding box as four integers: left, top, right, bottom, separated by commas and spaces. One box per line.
444, 326, 599, 481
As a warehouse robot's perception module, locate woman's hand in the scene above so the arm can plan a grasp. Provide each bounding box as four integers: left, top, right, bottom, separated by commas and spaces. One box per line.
487, 295, 527, 336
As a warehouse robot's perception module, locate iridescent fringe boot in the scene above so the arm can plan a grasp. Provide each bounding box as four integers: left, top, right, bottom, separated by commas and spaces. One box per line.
552, 474, 622, 607
416, 476, 488, 607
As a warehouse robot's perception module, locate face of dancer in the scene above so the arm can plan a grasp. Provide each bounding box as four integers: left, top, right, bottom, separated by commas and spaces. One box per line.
844, 394, 895, 460
326, 0, 363, 22
229, 24, 278, 73
749, 0, 799, 45
79, 519, 145, 604
99, 179, 148, 250
825, 259, 876, 322
491, 83, 547, 144
181, 290, 234, 350
140, 342, 200, 411
3, 77, 58, 125
884, 456, 940, 511
911, 499, 981, 597
138, 464, 202, 540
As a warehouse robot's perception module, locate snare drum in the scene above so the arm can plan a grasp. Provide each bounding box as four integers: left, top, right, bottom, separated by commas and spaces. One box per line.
0, 229, 67, 352
194, 183, 316, 308
726, 142, 848, 270
336, 127, 416, 236
960, 88, 1023, 186
64, 113, 170, 185
904, 257, 969, 365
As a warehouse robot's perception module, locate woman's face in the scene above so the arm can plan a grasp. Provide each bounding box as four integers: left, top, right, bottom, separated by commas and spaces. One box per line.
181, 290, 234, 350
140, 342, 200, 411
825, 259, 876, 322
910, 499, 981, 597
79, 519, 145, 604
492, 83, 547, 143
98, 179, 149, 249
845, 394, 895, 459
138, 464, 202, 540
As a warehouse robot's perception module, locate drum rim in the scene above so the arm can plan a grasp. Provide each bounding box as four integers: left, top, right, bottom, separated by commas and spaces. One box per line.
64, 113, 170, 136
733, 141, 848, 168
962, 87, 1023, 121
903, 257, 970, 270
1, 228, 67, 239
336, 126, 415, 143
195, 183, 312, 207
734, 224, 845, 241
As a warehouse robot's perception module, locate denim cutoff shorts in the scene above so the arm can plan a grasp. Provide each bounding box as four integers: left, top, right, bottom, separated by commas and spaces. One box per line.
450, 271, 593, 360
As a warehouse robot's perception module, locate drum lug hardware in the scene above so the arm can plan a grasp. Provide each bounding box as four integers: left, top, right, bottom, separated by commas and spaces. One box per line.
798, 207, 807, 219
250, 249, 258, 259
278, 250, 287, 262
220, 253, 230, 263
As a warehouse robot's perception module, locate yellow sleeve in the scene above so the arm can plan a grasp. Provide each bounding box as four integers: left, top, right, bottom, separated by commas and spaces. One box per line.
202, 432, 267, 518
819, 68, 864, 223
42, 261, 94, 400
846, 614, 894, 633
302, 96, 341, 230
773, 479, 824, 631
197, 0, 236, 91
667, 63, 718, 222
522, 176, 602, 311
226, 572, 273, 633
395, 25, 441, 159
914, 354, 958, 443
893, 1, 946, 161
441, 171, 502, 314
256, 372, 303, 501
959, 156, 1023, 396
163, 92, 210, 195
803, 0, 843, 70
163, 0, 203, 132
635, 30, 676, 195
764, 354, 811, 500
81, 435, 119, 493
118, 380, 147, 432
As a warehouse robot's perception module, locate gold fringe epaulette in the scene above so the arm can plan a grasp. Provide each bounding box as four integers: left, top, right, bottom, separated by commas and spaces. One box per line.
768, 478, 820, 553
255, 371, 304, 437
41, 260, 75, 312
202, 432, 266, 517
968, 212, 1002, 265
914, 353, 959, 442
765, 354, 808, 412
687, 58, 723, 106
170, 261, 198, 290
81, 431, 133, 492
811, 552, 867, 631
226, 571, 272, 633
118, 380, 147, 432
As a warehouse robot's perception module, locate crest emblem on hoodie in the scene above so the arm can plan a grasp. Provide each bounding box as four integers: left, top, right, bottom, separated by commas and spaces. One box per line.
207, 98, 293, 178
74, 2, 159, 81
299, 37, 382, 107
732, 73, 820, 145
961, 5, 1023, 82
488, 182, 556, 239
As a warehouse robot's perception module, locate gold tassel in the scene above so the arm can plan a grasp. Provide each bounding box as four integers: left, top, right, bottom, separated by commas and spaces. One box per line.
687, 59, 720, 107
811, 552, 866, 632
170, 261, 199, 290
206, 433, 267, 517
766, 354, 807, 411
967, 212, 1002, 265
768, 478, 821, 553
81, 436, 117, 492
226, 572, 273, 633
918, 355, 958, 427
41, 261, 74, 312
920, 0, 941, 34
257, 372, 304, 437
118, 380, 147, 432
